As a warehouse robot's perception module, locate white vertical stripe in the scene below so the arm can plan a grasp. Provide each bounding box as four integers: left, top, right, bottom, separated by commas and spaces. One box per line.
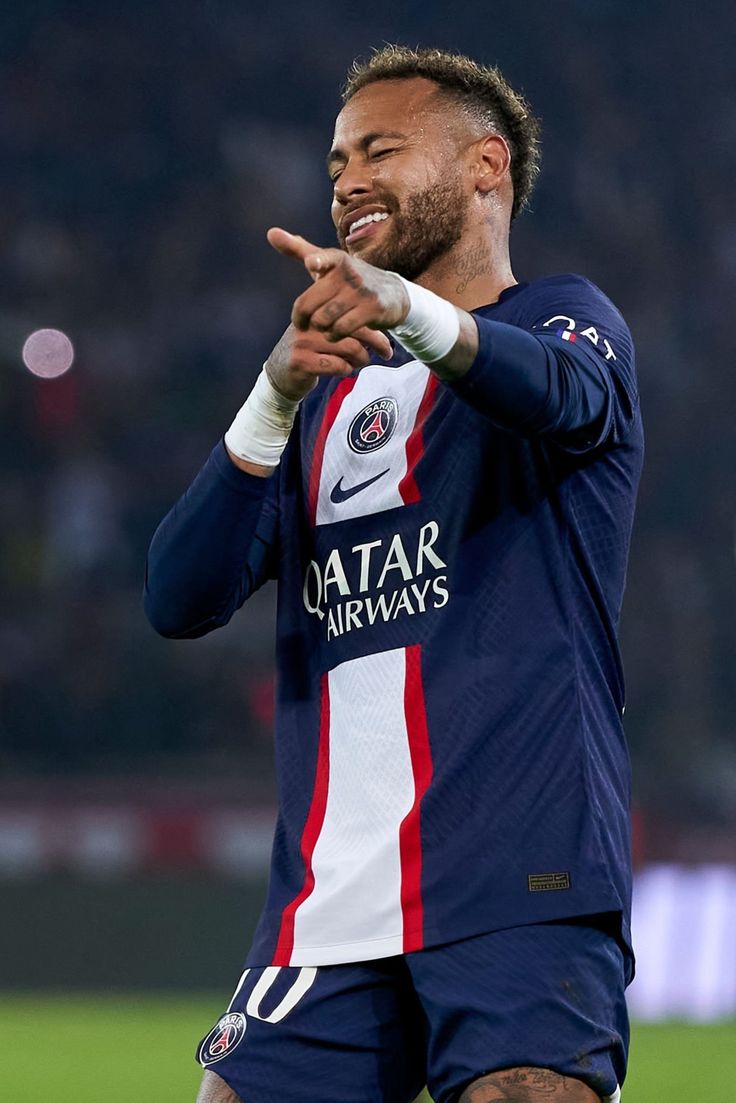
290, 648, 415, 965
245, 965, 318, 1022
315, 361, 429, 525
225, 967, 250, 1012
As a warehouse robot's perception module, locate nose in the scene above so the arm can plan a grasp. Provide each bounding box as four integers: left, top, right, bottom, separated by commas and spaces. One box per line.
333, 158, 373, 206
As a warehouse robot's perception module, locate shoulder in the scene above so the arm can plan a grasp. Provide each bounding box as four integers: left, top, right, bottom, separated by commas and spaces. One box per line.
501, 274, 633, 357
518, 273, 627, 322
480, 274, 636, 390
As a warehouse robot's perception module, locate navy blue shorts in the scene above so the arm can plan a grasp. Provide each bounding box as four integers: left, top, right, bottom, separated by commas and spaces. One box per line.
197, 916, 630, 1103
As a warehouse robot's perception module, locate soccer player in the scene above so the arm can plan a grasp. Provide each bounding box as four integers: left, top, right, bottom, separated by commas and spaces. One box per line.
145, 45, 642, 1103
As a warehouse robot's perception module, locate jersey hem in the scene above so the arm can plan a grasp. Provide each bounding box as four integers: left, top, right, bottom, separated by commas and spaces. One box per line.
247, 898, 632, 969
282, 929, 416, 966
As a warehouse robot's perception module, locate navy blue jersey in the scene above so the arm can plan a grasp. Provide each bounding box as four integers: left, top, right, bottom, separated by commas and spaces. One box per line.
146, 274, 643, 970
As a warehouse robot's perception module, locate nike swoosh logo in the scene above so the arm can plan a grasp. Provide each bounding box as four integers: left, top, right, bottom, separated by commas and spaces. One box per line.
330, 468, 390, 504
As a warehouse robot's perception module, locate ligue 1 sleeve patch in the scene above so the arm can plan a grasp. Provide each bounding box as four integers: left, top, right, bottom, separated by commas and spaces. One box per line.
198, 1012, 247, 1065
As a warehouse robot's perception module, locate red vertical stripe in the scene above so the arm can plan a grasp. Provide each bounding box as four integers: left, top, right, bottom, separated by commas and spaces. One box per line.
398, 374, 439, 505
398, 645, 433, 952
308, 377, 357, 525
273, 675, 331, 966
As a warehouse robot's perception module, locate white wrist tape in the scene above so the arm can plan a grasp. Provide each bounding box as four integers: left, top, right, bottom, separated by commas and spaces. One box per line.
224, 367, 300, 468
388, 275, 461, 364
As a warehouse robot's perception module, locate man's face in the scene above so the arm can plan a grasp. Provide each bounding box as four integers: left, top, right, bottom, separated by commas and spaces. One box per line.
328, 78, 470, 282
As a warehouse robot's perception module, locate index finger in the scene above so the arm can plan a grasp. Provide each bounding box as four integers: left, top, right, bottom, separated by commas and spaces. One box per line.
266, 227, 320, 261
267, 227, 344, 284
267, 228, 340, 283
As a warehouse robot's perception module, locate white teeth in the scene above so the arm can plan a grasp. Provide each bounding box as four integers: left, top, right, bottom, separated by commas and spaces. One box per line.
349, 211, 389, 234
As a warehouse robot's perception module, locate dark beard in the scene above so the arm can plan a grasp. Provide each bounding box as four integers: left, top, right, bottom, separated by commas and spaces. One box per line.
339, 171, 468, 281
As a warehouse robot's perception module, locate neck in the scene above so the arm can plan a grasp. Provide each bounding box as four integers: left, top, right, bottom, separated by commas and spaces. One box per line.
414, 226, 516, 310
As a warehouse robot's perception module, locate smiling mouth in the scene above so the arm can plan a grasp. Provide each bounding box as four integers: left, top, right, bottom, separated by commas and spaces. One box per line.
345, 211, 390, 246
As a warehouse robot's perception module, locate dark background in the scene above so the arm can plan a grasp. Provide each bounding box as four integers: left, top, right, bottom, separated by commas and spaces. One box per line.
1, 0, 735, 988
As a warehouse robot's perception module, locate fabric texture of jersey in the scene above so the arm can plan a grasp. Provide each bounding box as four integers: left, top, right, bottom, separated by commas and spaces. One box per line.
196, 917, 629, 1103
146, 273, 643, 972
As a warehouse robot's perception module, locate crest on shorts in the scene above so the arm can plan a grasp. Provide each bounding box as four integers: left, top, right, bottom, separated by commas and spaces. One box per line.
198, 1012, 247, 1065
348, 397, 398, 454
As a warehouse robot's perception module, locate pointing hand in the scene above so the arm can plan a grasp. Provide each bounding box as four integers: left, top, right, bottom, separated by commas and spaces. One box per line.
267, 227, 410, 340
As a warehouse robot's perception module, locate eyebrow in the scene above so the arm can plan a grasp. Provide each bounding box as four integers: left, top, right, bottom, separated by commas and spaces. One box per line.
325, 130, 408, 171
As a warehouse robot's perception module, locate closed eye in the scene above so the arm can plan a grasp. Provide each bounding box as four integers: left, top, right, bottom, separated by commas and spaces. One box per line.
369, 147, 397, 160
329, 148, 399, 181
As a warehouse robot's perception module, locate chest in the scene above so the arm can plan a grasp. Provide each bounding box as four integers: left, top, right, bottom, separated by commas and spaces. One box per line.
304, 361, 435, 526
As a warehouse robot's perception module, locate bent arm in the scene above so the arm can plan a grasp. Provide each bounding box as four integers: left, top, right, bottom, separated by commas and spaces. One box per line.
144, 440, 279, 639
434, 312, 611, 450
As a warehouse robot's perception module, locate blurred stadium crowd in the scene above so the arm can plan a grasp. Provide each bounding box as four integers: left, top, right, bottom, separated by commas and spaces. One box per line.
1, 0, 734, 853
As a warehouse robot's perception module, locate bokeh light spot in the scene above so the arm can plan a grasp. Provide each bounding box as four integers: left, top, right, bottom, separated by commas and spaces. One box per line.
22, 328, 75, 378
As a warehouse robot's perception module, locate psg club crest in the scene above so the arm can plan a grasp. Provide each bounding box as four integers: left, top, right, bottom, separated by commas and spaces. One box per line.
348, 397, 398, 454
198, 1012, 247, 1065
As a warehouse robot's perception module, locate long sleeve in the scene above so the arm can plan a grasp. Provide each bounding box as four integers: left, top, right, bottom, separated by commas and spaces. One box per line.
144, 439, 279, 639
449, 275, 638, 454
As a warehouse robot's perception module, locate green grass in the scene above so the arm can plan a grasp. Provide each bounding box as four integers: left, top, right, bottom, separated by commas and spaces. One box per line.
0, 994, 218, 1102
0, 995, 734, 1102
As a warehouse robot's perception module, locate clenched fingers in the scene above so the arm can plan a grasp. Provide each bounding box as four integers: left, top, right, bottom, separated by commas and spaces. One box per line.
331, 336, 381, 369
292, 269, 343, 330
292, 261, 374, 332
322, 306, 377, 343
291, 350, 356, 378
350, 326, 393, 361
293, 327, 391, 364
291, 333, 391, 378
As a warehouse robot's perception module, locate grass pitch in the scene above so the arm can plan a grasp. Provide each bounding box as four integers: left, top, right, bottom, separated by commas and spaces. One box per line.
1, 994, 734, 1102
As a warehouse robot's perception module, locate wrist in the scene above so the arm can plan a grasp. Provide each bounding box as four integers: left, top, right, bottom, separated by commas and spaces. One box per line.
224, 367, 301, 469
264, 362, 313, 403
388, 275, 461, 364
224, 446, 274, 477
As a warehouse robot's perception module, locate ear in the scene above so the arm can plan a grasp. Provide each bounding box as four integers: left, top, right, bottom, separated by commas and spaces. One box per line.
471, 133, 511, 195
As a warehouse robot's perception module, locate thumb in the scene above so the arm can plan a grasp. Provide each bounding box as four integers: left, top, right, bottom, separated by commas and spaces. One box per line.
267, 227, 336, 280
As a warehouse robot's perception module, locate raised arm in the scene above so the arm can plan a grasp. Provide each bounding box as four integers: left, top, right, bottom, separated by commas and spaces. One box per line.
266, 231, 637, 455
439, 278, 637, 453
